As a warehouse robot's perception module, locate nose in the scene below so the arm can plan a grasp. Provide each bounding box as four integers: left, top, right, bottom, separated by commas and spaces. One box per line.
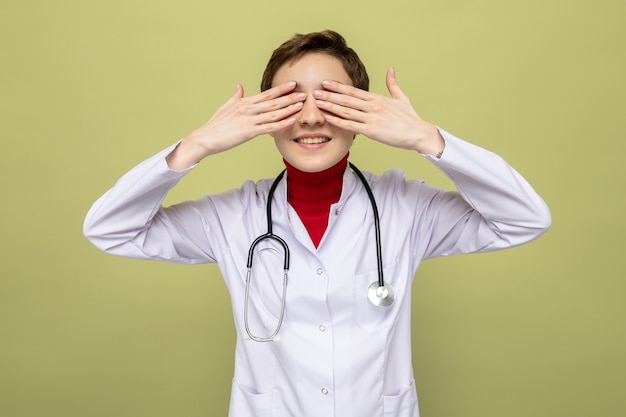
297, 94, 325, 126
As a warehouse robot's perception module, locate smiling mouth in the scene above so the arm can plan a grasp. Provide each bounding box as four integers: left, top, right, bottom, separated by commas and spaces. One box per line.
294, 137, 331, 144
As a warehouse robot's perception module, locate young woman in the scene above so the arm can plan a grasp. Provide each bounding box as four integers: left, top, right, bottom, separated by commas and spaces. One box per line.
84, 30, 551, 417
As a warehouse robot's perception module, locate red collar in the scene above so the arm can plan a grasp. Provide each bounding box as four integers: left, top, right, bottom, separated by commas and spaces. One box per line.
284, 153, 348, 205
283, 154, 349, 247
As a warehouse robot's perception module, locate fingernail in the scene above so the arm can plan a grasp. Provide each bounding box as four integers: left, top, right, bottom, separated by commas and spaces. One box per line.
288, 81, 297, 87
293, 101, 303, 108
313, 90, 323, 97
315, 100, 326, 106
322, 80, 331, 87
296, 93, 307, 99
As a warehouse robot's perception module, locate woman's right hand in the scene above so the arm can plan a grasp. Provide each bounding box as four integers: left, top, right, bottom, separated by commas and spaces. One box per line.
166, 81, 306, 170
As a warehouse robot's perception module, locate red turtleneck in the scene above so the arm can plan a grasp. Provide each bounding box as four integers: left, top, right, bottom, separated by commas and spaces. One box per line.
284, 154, 348, 248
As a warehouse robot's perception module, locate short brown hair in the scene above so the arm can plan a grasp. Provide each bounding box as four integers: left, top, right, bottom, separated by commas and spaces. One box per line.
260, 30, 369, 92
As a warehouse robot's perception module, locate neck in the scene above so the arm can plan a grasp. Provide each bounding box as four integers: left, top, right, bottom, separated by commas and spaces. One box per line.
284, 154, 348, 247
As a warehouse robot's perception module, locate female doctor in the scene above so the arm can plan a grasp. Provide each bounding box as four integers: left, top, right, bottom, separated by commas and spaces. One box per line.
84, 30, 551, 417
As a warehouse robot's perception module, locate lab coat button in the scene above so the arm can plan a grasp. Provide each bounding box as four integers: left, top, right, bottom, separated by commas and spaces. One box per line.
316, 268, 323, 275
318, 325, 326, 332
321, 388, 329, 395
334, 208, 340, 216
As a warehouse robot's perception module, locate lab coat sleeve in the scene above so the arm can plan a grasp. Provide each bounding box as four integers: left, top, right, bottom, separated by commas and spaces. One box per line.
83, 143, 220, 264
412, 128, 551, 259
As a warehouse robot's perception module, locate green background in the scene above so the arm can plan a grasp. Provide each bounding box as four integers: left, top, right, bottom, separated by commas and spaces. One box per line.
1, 0, 624, 416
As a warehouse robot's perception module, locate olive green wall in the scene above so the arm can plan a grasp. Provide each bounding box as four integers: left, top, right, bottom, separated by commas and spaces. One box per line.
1, 0, 624, 416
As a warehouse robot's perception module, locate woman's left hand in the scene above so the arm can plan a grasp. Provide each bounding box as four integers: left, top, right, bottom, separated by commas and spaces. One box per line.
313, 68, 445, 156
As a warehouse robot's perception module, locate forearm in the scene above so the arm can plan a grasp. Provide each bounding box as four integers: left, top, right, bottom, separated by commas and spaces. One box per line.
165, 128, 227, 171
429, 128, 551, 249
413, 121, 446, 157
165, 136, 209, 171
83, 143, 211, 263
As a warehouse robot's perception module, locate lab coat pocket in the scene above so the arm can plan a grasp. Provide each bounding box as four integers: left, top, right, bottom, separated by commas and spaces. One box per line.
230, 380, 278, 417
383, 380, 419, 416
354, 257, 405, 333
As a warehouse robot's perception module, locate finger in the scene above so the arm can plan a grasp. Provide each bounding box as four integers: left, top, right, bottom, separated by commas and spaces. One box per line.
313, 86, 381, 113
254, 91, 306, 114
260, 117, 297, 135
254, 111, 298, 135
235, 83, 244, 98
322, 113, 363, 134
386, 68, 408, 101
255, 100, 303, 126
315, 99, 367, 123
314, 89, 370, 113
321, 80, 371, 100
249, 81, 297, 104
222, 83, 245, 106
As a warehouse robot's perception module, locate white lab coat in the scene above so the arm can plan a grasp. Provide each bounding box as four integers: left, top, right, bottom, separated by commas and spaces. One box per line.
84, 129, 551, 417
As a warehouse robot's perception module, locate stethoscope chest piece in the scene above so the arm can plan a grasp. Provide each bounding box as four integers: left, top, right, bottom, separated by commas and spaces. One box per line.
367, 281, 395, 307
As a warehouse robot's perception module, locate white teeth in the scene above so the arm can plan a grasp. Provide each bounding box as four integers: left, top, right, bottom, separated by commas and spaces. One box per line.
296, 137, 330, 144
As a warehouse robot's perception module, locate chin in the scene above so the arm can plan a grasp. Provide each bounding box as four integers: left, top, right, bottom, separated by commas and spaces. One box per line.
297, 164, 328, 173
299, 157, 345, 173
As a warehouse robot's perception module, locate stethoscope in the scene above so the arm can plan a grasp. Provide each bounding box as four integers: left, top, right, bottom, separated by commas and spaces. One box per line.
244, 162, 394, 342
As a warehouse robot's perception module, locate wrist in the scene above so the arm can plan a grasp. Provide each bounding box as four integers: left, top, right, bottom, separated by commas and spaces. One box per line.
414, 124, 445, 156
166, 137, 208, 171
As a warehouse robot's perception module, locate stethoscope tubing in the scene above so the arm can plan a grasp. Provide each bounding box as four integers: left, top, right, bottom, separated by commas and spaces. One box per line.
246, 170, 290, 271
244, 170, 290, 342
244, 162, 391, 342
348, 162, 385, 289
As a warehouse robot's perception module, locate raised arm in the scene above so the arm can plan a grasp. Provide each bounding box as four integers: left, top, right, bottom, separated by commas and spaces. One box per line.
314, 70, 551, 255
312, 67, 445, 156
84, 82, 306, 261
166, 82, 306, 170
